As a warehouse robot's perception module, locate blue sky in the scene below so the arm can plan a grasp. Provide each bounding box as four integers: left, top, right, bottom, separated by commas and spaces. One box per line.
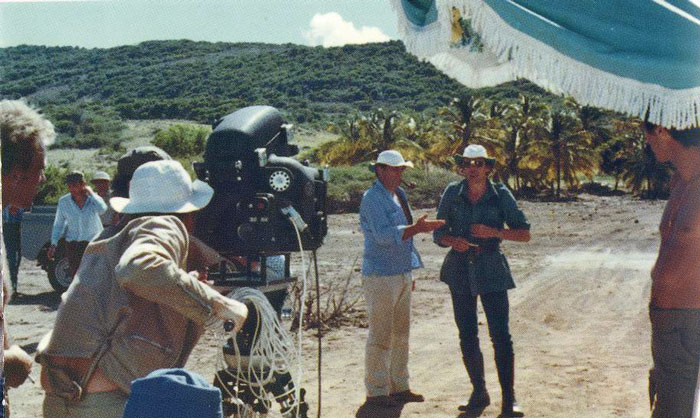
0, 0, 400, 49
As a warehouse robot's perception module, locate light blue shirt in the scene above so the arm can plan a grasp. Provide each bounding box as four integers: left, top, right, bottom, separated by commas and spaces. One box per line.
51, 193, 107, 245
359, 181, 422, 276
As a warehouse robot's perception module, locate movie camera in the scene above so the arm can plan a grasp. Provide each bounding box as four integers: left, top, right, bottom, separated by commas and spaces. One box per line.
193, 106, 326, 417
194, 105, 328, 262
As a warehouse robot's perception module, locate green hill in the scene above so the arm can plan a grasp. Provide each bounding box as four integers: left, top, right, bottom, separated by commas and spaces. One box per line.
1, 40, 557, 131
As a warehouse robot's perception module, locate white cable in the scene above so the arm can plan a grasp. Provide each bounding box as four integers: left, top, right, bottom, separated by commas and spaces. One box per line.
215, 287, 300, 416
213, 216, 308, 417
289, 219, 307, 418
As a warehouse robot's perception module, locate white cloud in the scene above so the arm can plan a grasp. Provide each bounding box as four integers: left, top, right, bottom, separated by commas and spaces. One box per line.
303, 12, 390, 47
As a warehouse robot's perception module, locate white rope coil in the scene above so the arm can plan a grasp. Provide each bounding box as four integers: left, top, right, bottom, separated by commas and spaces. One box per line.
214, 216, 309, 417
215, 287, 300, 417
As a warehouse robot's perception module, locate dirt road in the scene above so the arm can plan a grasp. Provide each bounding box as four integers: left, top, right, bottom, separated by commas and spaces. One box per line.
6, 195, 664, 417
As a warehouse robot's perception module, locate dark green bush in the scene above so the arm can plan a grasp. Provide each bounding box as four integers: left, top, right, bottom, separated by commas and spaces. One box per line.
151, 123, 210, 157
34, 165, 70, 205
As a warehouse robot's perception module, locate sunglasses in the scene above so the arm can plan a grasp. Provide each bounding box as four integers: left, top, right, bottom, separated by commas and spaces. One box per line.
460, 159, 486, 168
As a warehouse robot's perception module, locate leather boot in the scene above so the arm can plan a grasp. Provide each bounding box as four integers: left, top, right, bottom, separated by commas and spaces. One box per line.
496, 352, 524, 417
461, 352, 490, 409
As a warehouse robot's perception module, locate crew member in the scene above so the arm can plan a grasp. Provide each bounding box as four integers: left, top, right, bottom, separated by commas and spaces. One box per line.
91, 170, 115, 227
38, 160, 248, 418
1, 99, 56, 416
434, 144, 530, 417
643, 120, 700, 418
359, 150, 444, 408
2, 205, 24, 295
47, 171, 107, 278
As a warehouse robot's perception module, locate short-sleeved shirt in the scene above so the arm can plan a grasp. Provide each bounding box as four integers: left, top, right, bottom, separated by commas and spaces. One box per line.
434, 180, 530, 295
360, 181, 423, 276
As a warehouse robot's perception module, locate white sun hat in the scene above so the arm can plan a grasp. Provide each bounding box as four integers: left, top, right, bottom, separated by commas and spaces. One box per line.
91, 171, 111, 182
454, 144, 496, 165
370, 150, 414, 172
110, 160, 214, 214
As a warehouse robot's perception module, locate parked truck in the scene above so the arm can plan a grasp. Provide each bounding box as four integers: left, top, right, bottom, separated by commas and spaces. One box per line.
21, 206, 295, 308
21, 206, 72, 292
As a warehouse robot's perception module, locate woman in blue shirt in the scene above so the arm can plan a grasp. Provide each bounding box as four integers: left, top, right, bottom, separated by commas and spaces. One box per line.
434, 145, 530, 417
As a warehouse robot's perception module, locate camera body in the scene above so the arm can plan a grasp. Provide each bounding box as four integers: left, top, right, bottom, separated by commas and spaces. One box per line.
194, 106, 328, 256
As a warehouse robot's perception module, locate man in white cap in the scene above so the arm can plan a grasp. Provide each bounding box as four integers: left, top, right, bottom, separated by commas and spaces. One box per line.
47, 170, 107, 279
359, 150, 444, 408
37, 160, 248, 418
90, 171, 115, 227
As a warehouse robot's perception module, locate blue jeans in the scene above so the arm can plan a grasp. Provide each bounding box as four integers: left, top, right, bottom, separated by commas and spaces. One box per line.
450, 289, 515, 399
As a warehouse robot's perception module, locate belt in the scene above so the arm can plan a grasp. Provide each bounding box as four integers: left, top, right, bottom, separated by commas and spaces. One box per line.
40, 356, 120, 399
464, 241, 500, 261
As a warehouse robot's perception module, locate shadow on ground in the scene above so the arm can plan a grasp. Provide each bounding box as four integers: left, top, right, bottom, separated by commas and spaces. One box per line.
8, 291, 60, 310
457, 405, 487, 417
355, 402, 404, 418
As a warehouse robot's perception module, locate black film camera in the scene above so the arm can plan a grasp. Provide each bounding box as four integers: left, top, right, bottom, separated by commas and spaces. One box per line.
193, 105, 328, 271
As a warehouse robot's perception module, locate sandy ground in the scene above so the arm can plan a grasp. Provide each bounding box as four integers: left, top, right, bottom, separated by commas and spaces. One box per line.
6, 194, 665, 418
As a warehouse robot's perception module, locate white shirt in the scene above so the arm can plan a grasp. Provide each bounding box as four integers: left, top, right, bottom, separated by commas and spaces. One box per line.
50, 193, 107, 245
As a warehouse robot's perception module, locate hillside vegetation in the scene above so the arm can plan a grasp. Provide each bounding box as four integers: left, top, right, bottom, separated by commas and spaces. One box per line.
1, 40, 557, 131
1, 40, 669, 208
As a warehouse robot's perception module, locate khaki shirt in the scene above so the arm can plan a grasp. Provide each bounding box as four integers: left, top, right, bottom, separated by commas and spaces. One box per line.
39, 215, 221, 393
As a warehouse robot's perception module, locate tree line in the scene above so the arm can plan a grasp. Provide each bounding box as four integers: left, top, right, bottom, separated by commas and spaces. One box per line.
314, 93, 671, 199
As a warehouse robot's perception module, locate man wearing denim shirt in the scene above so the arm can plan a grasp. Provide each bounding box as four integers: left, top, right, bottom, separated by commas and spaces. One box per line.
47, 171, 107, 279
359, 150, 444, 408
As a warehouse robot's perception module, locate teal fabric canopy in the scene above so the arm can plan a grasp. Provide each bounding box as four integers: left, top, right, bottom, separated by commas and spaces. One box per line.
392, 0, 700, 129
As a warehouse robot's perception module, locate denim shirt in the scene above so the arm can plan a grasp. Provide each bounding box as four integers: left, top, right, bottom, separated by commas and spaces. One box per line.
434, 180, 530, 295
360, 181, 423, 276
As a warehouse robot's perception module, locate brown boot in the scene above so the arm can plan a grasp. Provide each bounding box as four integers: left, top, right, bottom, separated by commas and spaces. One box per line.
391, 390, 425, 403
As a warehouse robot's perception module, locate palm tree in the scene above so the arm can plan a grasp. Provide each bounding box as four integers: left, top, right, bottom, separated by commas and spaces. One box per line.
621, 128, 672, 198
525, 109, 597, 197
438, 93, 488, 154
319, 109, 439, 166
600, 119, 639, 190
496, 95, 548, 192
320, 114, 375, 165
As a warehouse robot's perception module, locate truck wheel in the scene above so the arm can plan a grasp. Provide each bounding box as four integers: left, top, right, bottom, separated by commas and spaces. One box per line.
47, 256, 72, 293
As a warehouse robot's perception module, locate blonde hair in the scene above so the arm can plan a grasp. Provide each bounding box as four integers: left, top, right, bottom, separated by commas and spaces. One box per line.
1, 100, 56, 175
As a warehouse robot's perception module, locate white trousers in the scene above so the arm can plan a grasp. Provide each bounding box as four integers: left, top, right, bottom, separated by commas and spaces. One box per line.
363, 272, 412, 397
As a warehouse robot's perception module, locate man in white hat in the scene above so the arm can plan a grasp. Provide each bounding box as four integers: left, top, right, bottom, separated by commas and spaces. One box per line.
359, 150, 444, 408
91, 171, 115, 227
37, 160, 248, 418
434, 144, 530, 417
